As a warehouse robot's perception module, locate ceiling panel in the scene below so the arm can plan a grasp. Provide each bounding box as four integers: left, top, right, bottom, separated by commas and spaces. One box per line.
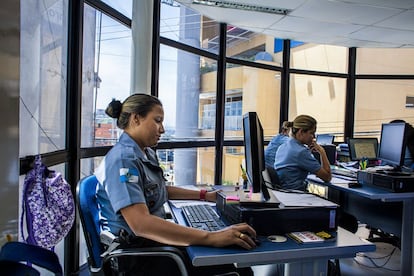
376, 10, 414, 31
291, 0, 402, 25
175, 0, 414, 48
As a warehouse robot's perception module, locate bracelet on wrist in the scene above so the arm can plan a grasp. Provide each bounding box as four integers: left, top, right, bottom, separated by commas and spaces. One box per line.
200, 189, 207, 201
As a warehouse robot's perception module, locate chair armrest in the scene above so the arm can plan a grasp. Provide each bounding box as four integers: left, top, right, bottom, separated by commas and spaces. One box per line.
103, 246, 188, 276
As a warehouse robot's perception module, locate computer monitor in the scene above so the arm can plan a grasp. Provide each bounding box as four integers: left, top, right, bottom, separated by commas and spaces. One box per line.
378, 122, 407, 169
242, 112, 270, 200
347, 138, 378, 161
316, 134, 334, 145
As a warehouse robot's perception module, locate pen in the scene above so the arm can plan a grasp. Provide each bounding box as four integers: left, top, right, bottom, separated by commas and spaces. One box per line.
359, 158, 367, 170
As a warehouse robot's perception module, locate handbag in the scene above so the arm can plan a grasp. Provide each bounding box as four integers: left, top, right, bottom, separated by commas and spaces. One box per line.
20, 155, 75, 249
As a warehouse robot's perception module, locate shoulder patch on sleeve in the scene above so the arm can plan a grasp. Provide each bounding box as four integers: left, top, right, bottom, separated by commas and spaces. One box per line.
120, 168, 139, 183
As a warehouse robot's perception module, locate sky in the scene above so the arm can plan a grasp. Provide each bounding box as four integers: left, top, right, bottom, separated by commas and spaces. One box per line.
95, 0, 180, 128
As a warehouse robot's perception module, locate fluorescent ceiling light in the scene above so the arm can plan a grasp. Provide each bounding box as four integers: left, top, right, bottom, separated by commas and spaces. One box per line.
192, 0, 291, 15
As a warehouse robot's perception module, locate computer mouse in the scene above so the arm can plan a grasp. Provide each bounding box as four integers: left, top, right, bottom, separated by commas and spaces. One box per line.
253, 237, 261, 246
242, 233, 261, 246
348, 182, 362, 188
267, 235, 287, 243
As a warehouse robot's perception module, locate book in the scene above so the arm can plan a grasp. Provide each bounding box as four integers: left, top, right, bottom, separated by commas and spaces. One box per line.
288, 231, 336, 244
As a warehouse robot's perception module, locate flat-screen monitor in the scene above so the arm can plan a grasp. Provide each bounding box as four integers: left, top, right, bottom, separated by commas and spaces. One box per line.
242, 112, 270, 200
316, 134, 334, 145
378, 122, 407, 169
347, 138, 378, 161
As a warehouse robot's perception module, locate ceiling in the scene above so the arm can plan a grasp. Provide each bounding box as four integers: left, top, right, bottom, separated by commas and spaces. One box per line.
175, 0, 414, 48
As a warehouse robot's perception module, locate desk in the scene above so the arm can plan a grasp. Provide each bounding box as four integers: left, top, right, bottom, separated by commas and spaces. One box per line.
170, 203, 374, 276
308, 175, 414, 276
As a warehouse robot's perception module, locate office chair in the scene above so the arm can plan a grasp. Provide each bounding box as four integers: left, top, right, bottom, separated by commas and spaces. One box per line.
0, 241, 63, 275
264, 166, 281, 189
76, 175, 189, 276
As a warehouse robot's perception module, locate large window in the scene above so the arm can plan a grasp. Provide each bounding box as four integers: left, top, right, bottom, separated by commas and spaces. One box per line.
289, 74, 346, 140
81, 5, 132, 148
357, 48, 414, 75
291, 43, 348, 73
20, 0, 69, 266
354, 79, 414, 138
20, 0, 69, 155
101, 0, 132, 18
161, 1, 220, 54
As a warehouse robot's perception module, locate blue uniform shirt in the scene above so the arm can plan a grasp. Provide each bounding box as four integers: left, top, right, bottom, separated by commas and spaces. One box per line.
274, 138, 321, 190
95, 132, 167, 236
264, 134, 289, 168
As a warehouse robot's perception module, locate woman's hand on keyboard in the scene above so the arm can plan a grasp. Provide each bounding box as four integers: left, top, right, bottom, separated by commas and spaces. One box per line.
207, 223, 258, 249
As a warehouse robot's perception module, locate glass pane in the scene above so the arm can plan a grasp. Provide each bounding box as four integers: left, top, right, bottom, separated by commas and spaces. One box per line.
156, 147, 216, 186
20, 0, 68, 154
290, 43, 348, 74
226, 31, 283, 66
354, 80, 414, 139
357, 48, 414, 75
82, 6, 132, 147
223, 146, 244, 186
217, 64, 282, 141
159, 44, 217, 186
289, 74, 346, 141
161, 1, 220, 54
197, 147, 216, 186
159, 45, 217, 140
102, 0, 132, 18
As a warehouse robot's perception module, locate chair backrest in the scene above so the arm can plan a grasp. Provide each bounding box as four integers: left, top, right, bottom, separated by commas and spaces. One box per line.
0, 241, 63, 275
264, 166, 281, 189
76, 175, 103, 269
77, 176, 189, 276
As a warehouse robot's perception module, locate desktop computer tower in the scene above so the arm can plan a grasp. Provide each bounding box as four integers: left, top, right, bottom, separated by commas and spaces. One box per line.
216, 191, 338, 236
357, 170, 414, 192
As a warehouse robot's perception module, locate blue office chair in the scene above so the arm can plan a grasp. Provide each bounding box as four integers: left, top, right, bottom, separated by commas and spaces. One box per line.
76, 175, 188, 275
0, 241, 63, 275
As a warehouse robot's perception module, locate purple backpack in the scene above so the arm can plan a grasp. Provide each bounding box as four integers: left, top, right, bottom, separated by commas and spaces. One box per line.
21, 155, 75, 249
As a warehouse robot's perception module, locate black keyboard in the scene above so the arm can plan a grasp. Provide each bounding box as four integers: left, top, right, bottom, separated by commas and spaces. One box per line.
181, 204, 227, 231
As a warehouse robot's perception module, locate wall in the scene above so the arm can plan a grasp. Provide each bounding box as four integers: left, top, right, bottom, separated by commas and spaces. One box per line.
0, 0, 20, 244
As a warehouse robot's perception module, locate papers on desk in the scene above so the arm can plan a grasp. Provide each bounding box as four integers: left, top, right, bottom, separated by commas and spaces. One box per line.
169, 200, 215, 209
272, 190, 338, 208
307, 174, 353, 185
337, 161, 359, 172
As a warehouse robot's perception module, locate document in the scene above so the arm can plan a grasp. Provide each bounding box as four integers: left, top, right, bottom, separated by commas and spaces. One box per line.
307, 174, 352, 184
169, 200, 215, 208
272, 190, 338, 208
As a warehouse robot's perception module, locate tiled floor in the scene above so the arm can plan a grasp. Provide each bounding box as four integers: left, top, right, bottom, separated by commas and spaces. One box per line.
340, 224, 401, 275
340, 242, 400, 275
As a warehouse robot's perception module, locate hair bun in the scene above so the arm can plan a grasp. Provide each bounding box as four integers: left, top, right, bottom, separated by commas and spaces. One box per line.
105, 99, 122, 118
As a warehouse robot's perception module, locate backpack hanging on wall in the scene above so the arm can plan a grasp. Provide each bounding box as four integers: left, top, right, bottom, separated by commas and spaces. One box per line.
20, 155, 75, 249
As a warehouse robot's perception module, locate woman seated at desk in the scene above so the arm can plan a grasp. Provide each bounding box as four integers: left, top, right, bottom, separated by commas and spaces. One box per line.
274, 115, 332, 191
94, 94, 255, 276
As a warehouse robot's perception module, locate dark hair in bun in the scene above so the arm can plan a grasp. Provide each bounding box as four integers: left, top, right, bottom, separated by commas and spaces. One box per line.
105, 94, 162, 129
105, 99, 122, 119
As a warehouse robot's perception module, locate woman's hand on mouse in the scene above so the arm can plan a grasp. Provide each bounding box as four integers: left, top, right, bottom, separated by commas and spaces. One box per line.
205, 223, 257, 249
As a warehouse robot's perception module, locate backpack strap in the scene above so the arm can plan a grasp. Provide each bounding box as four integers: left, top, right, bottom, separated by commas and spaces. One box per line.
20, 155, 46, 245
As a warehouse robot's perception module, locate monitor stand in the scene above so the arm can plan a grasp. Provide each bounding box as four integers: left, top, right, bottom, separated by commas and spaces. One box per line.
238, 188, 280, 208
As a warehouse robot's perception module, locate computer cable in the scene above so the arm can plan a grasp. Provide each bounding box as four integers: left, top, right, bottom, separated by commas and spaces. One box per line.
353, 246, 400, 272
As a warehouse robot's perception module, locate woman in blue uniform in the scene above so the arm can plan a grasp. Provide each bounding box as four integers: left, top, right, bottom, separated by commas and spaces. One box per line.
274, 114, 332, 190
95, 94, 255, 275
264, 121, 290, 168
